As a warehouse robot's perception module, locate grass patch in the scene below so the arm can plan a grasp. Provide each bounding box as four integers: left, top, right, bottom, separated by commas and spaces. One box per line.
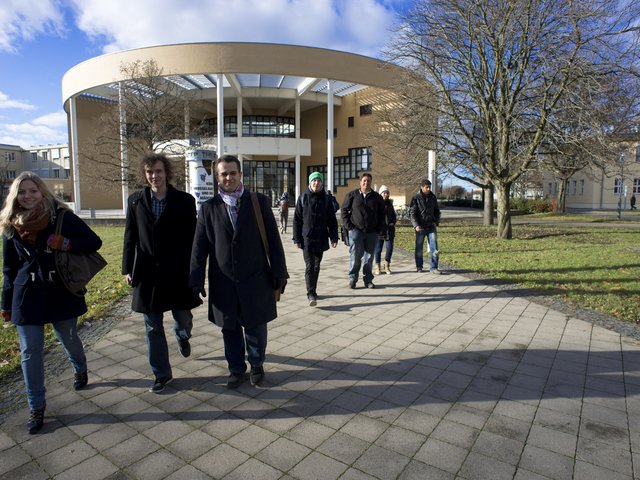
395, 222, 640, 324
0, 225, 129, 379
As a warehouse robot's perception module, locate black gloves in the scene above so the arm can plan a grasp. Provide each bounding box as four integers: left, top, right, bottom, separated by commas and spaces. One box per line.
192, 286, 206, 305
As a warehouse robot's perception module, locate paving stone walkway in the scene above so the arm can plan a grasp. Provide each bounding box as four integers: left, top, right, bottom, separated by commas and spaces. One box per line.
1, 232, 639, 479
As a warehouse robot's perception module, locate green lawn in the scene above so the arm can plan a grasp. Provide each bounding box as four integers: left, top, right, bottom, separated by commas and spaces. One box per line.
395, 221, 640, 323
1, 220, 639, 380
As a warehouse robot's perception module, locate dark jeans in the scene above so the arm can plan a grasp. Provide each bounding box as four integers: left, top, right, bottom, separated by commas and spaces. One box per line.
374, 238, 394, 264
303, 247, 324, 296
222, 322, 268, 375
143, 310, 193, 379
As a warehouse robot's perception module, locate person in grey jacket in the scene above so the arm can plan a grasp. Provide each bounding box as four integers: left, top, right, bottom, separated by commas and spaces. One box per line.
409, 179, 442, 273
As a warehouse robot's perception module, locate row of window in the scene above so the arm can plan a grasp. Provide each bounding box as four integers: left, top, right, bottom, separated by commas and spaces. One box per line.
614, 177, 640, 194
306, 147, 372, 188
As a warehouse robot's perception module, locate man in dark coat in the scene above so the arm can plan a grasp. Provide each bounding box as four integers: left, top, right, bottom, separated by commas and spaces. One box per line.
409, 178, 442, 274
122, 153, 199, 393
190, 155, 288, 389
292, 171, 338, 306
341, 172, 386, 289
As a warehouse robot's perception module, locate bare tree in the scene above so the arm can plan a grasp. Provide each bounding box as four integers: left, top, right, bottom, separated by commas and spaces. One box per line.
385, 0, 640, 238
82, 59, 199, 189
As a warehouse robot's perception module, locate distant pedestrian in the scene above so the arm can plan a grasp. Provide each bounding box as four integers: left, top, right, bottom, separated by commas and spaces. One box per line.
373, 185, 397, 275
279, 192, 289, 233
631, 195, 637, 210
293, 172, 338, 306
410, 179, 442, 274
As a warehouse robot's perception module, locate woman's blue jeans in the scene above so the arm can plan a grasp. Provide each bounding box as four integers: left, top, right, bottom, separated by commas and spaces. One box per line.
415, 226, 439, 271
374, 238, 394, 264
143, 310, 193, 379
17, 317, 87, 411
222, 322, 268, 375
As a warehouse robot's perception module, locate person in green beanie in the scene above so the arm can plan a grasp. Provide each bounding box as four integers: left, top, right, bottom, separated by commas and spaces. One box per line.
293, 171, 338, 306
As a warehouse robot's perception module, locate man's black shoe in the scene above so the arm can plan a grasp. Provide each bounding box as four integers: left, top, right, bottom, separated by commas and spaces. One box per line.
250, 366, 265, 386
349, 281, 356, 289
227, 373, 244, 389
365, 282, 375, 289
308, 294, 317, 306
27, 406, 45, 434
149, 376, 173, 393
178, 339, 191, 358
416, 267, 423, 273
73, 371, 88, 390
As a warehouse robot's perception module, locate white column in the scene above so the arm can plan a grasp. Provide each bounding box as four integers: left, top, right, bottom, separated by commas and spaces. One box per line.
428, 150, 437, 193
237, 95, 243, 170
69, 97, 81, 213
184, 102, 190, 191
217, 73, 224, 157
118, 83, 129, 214
326, 80, 334, 192
295, 97, 301, 200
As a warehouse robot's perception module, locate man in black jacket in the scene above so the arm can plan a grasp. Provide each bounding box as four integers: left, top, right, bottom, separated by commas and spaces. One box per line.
293, 171, 338, 306
409, 179, 442, 274
122, 153, 199, 393
341, 173, 386, 289
190, 155, 288, 389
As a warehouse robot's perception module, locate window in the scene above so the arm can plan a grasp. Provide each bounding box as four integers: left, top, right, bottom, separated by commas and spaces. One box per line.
348, 116, 354, 128
7, 170, 15, 179
65, 169, 71, 179
634, 178, 640, 194
636, 146, 640, 162
4, 152, 15, 162
42, 151, 48, 161
571, 180, 577, 195
579, 179, 584, 195
31, 152, 38, 163
359, 104, 372, 116
614, 177, 623, 195
53, 169, 60, 178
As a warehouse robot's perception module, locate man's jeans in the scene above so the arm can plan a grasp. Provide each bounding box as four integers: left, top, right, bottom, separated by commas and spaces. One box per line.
17, 317, 87, 411
143, 310, 193, 379
303, 247, 324, 296
348, 229, 378, 285
222, 322, 268, 375
374, 238, 394, 264
415, 225, 439, 271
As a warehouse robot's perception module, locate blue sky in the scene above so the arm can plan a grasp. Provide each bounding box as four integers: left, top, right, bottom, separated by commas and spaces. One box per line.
0, 0, 408, 148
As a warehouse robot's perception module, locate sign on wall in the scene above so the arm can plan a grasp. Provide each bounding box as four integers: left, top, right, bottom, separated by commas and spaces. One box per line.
186, 149, 217, 209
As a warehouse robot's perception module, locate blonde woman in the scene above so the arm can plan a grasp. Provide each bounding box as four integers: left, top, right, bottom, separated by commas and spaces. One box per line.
0, 172, 102, 434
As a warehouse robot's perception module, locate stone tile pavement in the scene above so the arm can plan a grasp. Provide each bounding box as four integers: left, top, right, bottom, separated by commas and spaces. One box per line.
2, 232, 640, 479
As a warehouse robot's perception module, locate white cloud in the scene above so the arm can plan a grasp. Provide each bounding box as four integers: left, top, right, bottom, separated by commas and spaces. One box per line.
68, 0, 399, 57
0, 111, 68, 147
0, 91, 36, 111
0, 0, 65, 53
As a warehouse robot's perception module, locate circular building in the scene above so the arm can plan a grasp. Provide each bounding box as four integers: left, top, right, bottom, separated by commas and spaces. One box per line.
62, 42, 429, 211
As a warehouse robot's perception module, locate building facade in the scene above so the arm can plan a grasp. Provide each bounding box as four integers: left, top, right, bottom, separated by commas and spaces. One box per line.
62, 42, 432, 212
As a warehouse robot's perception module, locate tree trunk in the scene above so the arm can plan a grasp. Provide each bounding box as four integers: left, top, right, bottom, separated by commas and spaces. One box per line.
495, 184, 513, 239
555, 179, 568, 213
483, 185, 494, 225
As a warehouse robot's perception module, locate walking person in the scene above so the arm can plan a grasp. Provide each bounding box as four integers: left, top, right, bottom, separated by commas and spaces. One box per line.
410, 179, 442, 274
1, 172, 102, 433
278, 192, 290, 233
190, 155, 288, 389
373, 185, 397, 275
293, 172, 339, 306
631, 194, 637, 210
341, 173, 386, 289
122, 153, 199, 394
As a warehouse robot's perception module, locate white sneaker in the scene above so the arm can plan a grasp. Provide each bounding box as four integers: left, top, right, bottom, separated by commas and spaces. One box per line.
431, 269, 442, 275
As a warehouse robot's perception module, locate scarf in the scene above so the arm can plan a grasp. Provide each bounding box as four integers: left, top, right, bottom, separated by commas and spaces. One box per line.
11, 201, 50, 245
219, 182, 245, 228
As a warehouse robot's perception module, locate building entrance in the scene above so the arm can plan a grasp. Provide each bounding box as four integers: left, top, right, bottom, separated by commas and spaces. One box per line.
243, 160, 295, 206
